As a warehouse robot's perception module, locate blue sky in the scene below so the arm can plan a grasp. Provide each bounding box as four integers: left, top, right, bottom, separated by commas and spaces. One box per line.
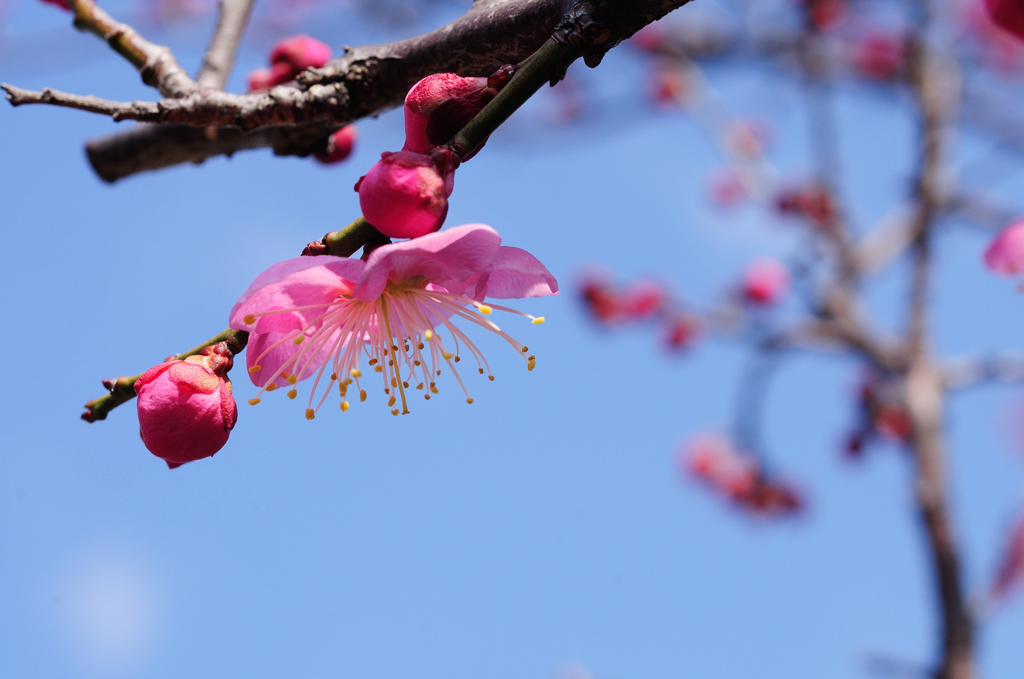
2, 1, 1023, 678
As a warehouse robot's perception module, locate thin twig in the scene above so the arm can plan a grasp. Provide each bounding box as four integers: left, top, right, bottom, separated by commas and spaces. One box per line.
197, 0, 257, 90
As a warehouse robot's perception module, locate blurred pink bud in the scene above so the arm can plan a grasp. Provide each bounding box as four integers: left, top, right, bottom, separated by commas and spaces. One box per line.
40, 0, 70, 10
664, 315, 700, 351
247, 62, 293, 91
622, 281, 665, 318
403, 69, 512, 154
647, 66, 691, 108
134, 344, 238, 469
270, 34, 332, 75
985, 0, 1024, 41
800, 0, 846, 31
314, 125, 358, 165
580, 277, 623, 323
853, 32, 906, 80
984, 219, 1024, 275
707, 168, 746, 208
991, 510, 1024, 604
775, 184, 836, 227
629, 23, 669, 53
741, 257, 790, 305
356, 150, 454, 239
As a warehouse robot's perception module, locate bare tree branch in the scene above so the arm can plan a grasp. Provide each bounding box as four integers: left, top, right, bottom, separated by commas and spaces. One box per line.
197, 0, 257, 90
66, 0, 196, 97
36, 0, 690, 181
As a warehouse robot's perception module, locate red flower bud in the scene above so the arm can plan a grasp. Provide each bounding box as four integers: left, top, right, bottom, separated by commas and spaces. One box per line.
134, 344, 238, 469
741, 257, 790, 305
356, 151, 454, 239
852, 32, 906, 80
986, 0, 1024, 41
403, 70, 512, 154
40, 0, 70, 10
270, 34, 332, 74
314, 126, 358, 165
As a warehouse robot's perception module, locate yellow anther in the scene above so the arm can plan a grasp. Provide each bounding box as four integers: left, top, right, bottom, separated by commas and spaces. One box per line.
266, 383, 278, 392
330, 373, 337, 381
374, 365, 383, 373
287, 389, 297, 399
391, 377, 397, 388
388, 359, 394, 366
437, 369, 442, 376
424, 329, 433, 340
388, 396, 397, 407
368, 358, 378, 366
430, 383, 438, 394
466, 398, 474, 404
478, 304, 493, 315
391, 409, 400, 416
342, 379, 352, 386
248, 365, 261, 373
243, 314, 257, 325
527, 359, 536, 372
351, 369, 362, 378
478, 368, 484, 374
532, 317, 545, 325
418, 343, 424, 350
489, 375, 495, 381
384, 388, 390, 395
424, 394, 431, 400
454, 356, 461, 363
528, 355, 536, 361
442, 351, 454, 360
521, 346, 529, 353
414, 360, 421, 366
416, 383, 424, 390
293, 335, 305, 345
403, 381, 409, 388
340, 401, 350, 411
287, 374, 297, 385
392, 345, 399, 352
359, 390, 367, 402
247, 398, 261, 406
305, 408, 315, 420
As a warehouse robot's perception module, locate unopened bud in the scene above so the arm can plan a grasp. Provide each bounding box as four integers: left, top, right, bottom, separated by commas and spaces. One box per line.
740, 257, 789, 305
984, 218, 1024, 276
270, 34, 333, 74
134, 343, 238, 469
40, 0, 71, 11
985, 0, 1024, 41
314, 125, 358, 165
355, 151, 454, 239
403, 70, 512, 154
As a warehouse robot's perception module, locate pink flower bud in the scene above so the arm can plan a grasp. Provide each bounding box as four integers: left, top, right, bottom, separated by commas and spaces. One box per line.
664, 315, 701, 351
853, 32, 906, 80
403, 70, 510, 154
707, 168, 746, 208
356, 150, 454, 239
134, 344, 237, 469
314, 125, 358, 164
270, 34, 332, 75
984, 219, 1024, 275
40, 0, 70, 10
986, 0, 1024, 41
622, 281, 665, 318
741, 257, 790, 305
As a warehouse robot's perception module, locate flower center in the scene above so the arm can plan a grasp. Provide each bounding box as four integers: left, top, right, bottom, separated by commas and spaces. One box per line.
243, 281, 543, 418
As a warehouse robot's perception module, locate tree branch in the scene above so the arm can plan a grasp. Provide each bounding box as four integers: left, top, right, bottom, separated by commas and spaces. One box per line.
57, 0, 690, 181
66, 0, 196, 97
196, 0, 257, 90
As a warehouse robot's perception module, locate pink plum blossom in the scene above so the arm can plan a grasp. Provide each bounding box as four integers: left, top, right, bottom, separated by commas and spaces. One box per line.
984, 219, 1024, 275
741, 257, 790, 305
134, 344, 238, 469
852, 31, 906, 80
356, 150, 454, 239
230, 224, 557, 418
314, 125, 358, 165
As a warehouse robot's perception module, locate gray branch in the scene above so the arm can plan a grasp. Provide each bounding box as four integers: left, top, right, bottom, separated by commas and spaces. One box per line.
196, 0, 257, 90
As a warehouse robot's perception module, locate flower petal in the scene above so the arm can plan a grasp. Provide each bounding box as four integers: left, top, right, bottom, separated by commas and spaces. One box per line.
455, 246, 559, 300
354, 223, 502, 301
229, 256, 365, 332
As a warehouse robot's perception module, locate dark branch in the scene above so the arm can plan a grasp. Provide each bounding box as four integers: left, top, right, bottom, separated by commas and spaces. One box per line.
196, 0, 257, 90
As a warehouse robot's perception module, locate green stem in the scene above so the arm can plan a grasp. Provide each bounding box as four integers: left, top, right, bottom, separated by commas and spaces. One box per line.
449, 38, 577, 159
321, 216, 378, 257
82, 328, 249, 422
